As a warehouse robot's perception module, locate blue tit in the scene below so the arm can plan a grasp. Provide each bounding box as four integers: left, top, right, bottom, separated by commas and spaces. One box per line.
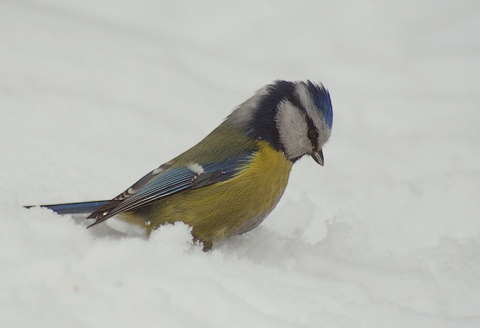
32, 80, 333, 250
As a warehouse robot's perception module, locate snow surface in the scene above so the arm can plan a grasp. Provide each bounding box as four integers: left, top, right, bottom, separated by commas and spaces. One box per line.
1, 0, 480, 327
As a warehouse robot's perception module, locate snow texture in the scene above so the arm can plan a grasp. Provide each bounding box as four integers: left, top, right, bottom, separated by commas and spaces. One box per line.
1, 1, 480, 327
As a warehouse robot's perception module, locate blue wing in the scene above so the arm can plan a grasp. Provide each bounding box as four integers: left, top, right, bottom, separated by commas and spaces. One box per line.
87, 152, 253, 227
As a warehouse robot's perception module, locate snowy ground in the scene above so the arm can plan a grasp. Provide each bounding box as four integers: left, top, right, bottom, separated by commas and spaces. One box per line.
1, 0, 480, 327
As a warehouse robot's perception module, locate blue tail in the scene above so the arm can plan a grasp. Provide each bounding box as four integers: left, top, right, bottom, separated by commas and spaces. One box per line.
26, 200, 108, 215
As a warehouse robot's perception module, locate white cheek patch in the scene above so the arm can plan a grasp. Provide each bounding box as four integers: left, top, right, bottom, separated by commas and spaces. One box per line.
275, 100, 312, 159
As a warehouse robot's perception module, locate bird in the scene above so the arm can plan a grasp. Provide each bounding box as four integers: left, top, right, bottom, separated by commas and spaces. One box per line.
31, 80, 333, 250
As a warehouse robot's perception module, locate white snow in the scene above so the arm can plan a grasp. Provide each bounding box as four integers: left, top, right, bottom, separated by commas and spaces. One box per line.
1, 1, 480, 327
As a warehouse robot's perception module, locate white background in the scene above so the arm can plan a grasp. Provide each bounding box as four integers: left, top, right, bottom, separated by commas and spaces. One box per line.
1, 1, 479, 327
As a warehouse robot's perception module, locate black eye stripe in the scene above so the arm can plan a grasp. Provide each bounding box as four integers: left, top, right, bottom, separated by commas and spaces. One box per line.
252, 81, 321, 154
287, 92, 319, 149
306, 115, 319, 149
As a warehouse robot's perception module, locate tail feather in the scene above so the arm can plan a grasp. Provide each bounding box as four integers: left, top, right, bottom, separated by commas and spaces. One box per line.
25, 201, 109, 215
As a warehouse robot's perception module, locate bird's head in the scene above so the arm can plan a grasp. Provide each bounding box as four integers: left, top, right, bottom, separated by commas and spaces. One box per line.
228, 80, 333, 165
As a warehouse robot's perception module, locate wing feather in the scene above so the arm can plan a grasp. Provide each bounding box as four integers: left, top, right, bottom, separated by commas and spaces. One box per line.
87, 152, 252, 227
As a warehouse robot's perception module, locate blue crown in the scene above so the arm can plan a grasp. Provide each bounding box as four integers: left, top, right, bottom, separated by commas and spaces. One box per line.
306, 81, 333, 130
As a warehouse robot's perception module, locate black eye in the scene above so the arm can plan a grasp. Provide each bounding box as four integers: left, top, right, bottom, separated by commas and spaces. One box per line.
305, 115, 319, 149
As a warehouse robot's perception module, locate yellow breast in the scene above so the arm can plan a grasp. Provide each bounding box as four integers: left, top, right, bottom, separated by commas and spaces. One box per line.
123, 141, 293, 247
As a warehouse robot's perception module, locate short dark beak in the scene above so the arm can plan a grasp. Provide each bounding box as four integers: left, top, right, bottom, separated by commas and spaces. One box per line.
311, 150, 324, 166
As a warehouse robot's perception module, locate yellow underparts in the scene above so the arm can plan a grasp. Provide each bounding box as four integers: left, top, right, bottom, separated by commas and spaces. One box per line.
122, 141, 293, 247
